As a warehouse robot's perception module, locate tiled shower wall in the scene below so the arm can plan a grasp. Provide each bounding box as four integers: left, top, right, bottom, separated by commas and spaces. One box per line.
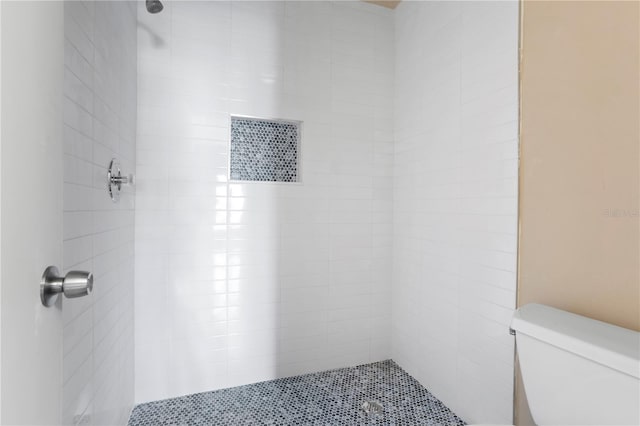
135, 1, 394, 403
63, 1, 137, 424
393, 1, 519, 424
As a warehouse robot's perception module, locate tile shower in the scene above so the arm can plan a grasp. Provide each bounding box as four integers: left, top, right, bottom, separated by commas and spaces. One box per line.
135, 0, 394, 403
62, 0, 519, 425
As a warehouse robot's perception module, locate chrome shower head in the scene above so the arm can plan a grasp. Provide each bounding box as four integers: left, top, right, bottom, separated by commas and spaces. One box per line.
146, 0, 164, 14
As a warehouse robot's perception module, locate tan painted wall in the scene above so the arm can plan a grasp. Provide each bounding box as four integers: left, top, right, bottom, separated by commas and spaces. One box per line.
363, 1, 401, 9
517, 0, 640, 423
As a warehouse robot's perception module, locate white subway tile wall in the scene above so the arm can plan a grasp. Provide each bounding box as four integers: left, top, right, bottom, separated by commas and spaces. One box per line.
135, 1, 394, 403
393, 1, 519, 424
63, 1, 137, 424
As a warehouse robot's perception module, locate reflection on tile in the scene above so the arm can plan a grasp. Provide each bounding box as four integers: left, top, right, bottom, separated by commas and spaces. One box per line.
128, 360, 465, 426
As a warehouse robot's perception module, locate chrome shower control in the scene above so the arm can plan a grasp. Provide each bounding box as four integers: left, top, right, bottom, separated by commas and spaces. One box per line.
111, 174, 130, 186
108, 158, 134, 202
40, 266, 93, 307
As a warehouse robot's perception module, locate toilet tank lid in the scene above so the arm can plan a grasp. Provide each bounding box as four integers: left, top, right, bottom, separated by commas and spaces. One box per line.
511, 304, 640, 379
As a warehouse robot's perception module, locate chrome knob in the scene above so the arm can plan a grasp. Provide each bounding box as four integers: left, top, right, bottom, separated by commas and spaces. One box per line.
107, 158, 134, 203
62, 270, 93, 299
40, 266, 93, 307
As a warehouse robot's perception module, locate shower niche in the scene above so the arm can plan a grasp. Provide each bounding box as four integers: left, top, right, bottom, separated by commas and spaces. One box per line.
229, 116, 302, 183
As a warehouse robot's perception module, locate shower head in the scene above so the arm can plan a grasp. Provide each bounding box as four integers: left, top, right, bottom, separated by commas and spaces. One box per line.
146, 0, 164, 14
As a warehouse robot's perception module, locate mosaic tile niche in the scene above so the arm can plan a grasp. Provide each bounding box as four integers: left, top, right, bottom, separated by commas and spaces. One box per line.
229, 116, 301, 183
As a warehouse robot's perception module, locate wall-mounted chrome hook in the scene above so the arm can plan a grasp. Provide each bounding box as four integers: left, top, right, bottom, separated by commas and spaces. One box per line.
41, 266, 93, 307
108, 158, 134, 202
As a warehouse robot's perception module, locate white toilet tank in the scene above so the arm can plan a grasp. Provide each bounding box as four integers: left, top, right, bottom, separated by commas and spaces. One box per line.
511, 304, 640, 425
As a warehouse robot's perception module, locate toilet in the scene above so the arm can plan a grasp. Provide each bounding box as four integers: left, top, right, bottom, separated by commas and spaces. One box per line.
511, 303, 640, 425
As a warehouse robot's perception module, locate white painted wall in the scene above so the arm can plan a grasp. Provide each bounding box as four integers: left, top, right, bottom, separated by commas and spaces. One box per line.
0, 3, 3, 418
135, 0, 394, 403
62, 1, 137, 424
392, 1, 519, 424
1, 1, 64, 424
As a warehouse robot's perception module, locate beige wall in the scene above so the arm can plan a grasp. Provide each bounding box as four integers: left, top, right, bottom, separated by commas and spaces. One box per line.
363, 1, 401, 9
517, 0, 640, 423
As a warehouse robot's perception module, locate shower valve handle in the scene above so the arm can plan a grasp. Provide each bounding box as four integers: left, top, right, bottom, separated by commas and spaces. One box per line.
110, 173, 131, 187
107, 158, 134, 202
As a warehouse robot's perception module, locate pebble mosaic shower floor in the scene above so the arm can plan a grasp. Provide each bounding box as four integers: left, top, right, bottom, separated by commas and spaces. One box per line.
128, 360, 466, 426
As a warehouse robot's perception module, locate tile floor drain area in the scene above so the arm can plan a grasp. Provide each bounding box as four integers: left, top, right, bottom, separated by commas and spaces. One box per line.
128, 360, 466, 425
361, 400, 383, 415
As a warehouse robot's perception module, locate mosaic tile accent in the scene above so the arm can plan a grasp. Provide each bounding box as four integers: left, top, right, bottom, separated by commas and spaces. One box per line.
230, 117, 300, 182
128, 360, 466, 426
